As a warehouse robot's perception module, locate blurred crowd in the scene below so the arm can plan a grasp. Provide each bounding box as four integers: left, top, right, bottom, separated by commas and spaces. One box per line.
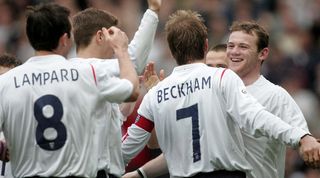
0, 0, 319, 177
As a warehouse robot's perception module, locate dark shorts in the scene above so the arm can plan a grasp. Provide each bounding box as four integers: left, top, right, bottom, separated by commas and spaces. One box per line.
188, 170, 246, 178
24, 170, 117, 178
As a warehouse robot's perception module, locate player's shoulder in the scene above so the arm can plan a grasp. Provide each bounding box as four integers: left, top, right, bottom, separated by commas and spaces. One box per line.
70, 57, 118, 67
256, 76, 293, 102
261, 76, 289, 95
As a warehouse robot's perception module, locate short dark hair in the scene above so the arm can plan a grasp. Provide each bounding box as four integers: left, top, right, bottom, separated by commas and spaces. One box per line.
0, 53, 22, 68
26, 3, 71, 51
209, 44, 227, 52
165, 10, 208, 65
72, 8, 118, 51
229, 21, 269, 52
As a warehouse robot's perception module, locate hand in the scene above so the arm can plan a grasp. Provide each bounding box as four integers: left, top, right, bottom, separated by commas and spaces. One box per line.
122, 170, 140, 178
0, 140, 9, 162
148, 0, 162, 13
299, 135, 320, 168
102, 26, 128, 54
142, 61, 165, 91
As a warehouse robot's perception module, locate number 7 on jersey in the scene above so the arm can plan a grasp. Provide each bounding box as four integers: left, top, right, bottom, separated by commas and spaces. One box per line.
176, 103, 201, 162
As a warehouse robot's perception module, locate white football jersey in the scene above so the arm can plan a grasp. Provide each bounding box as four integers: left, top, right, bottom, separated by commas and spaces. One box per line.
0, 54, 133, 177
122, 63, 308, 177
243, 75, 309, 178
69, 9, 159, 177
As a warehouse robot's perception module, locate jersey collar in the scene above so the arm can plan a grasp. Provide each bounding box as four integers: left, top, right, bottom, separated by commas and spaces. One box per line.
25, 54, 67, 64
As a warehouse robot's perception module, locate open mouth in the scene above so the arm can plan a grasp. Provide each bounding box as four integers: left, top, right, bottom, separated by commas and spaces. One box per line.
230, 58, 243, 62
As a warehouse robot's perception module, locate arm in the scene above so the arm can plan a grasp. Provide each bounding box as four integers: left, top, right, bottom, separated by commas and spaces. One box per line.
122, 153, 168, 178
276, 87, 309, 131
122, 91, 155, 164
0, 140, 9, 162
128, 0, 161, 74
102, 27, 139, 102
122, 115, 153, 164
220, 69, 320, 167
119, 102, 136, 118
120, 61, 164, 117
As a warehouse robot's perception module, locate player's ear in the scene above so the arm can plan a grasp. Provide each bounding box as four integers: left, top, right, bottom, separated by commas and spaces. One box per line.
258, 47, 269, 63
204, 39, 209, 54
96, 30, 104, 45
55, 33, 71, 57
59, 33, 69, 47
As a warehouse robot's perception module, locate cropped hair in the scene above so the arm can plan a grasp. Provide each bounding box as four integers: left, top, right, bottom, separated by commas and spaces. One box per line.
165, 10, 208, 65
0, 53, 22, 68
229, 21, 269, 52
26, 3, 71, 51
209, 44, 227, 52
72, 8, 118, 51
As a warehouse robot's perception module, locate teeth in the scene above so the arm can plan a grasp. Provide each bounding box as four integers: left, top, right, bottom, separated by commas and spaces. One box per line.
231, 58, 242, 62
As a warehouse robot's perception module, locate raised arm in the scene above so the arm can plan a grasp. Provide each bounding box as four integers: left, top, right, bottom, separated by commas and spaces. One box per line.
103, 27, 139, 102
128, 0, 161, 74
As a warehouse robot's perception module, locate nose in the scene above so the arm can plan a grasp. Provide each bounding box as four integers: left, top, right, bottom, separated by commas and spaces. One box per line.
227, 46, 240, 57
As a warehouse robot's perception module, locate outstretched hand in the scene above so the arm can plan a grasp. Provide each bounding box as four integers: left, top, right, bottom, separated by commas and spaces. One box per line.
299, 135, 320, 168
143, 61, 165, 91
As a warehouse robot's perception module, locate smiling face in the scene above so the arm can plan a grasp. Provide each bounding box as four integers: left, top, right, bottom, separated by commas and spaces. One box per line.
226, 30, 268, 84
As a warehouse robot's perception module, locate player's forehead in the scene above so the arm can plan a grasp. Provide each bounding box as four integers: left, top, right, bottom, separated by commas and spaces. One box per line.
207, 51, 226, 57
227, 31, 257, 46
206, 51, 227, 61
206, 52, 228, 67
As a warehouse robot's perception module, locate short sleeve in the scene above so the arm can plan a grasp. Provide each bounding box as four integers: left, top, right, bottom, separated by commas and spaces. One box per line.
92, 63, 133, 103
137, 89, 154, 122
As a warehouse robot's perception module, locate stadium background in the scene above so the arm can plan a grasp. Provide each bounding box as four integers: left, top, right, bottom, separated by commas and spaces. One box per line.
0, 0, 319, 177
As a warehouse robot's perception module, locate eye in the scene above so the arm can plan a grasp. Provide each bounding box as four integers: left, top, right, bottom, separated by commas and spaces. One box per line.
239, 44, 248, 49
206, 64, 213, 67
227, 44, 234, 49
216, 64, 227, 68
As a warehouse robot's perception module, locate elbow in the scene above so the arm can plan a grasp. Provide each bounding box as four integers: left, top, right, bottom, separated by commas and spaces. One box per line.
125, 87, 140, 102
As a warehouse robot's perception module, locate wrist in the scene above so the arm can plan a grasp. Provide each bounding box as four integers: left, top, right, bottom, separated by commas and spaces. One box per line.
299, 133, 313, 147
148, 7, 159, 14
136, 168, 147, 178
114, 48, 129, 59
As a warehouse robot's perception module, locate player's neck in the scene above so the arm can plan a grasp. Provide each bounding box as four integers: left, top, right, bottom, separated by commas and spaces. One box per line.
77, 47, 113, 59
241, 73, 260, 86
35, 50, 60, 57
77, 49, 102, 59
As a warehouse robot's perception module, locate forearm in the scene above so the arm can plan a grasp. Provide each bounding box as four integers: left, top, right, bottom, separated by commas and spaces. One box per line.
116, 49, 139, 101
141, 153, 168, 178
119, 102, 136, 117
122, 124, 152, 164
128, 9, 158, 74
248, 110, 309, 148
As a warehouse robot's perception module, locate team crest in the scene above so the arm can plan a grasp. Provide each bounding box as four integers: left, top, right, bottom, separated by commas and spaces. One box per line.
135, 115, 141, 123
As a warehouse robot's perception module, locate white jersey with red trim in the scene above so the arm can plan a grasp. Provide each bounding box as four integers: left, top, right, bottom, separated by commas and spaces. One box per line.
122, 63, 308, 177
0, 54, 133, 177
69, 8, 159, 177
243, 75, 309, 178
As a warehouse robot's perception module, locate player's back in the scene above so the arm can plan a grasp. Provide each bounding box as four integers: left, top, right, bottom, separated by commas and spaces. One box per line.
0, 55, 121, 177
141, 63, 252, 177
